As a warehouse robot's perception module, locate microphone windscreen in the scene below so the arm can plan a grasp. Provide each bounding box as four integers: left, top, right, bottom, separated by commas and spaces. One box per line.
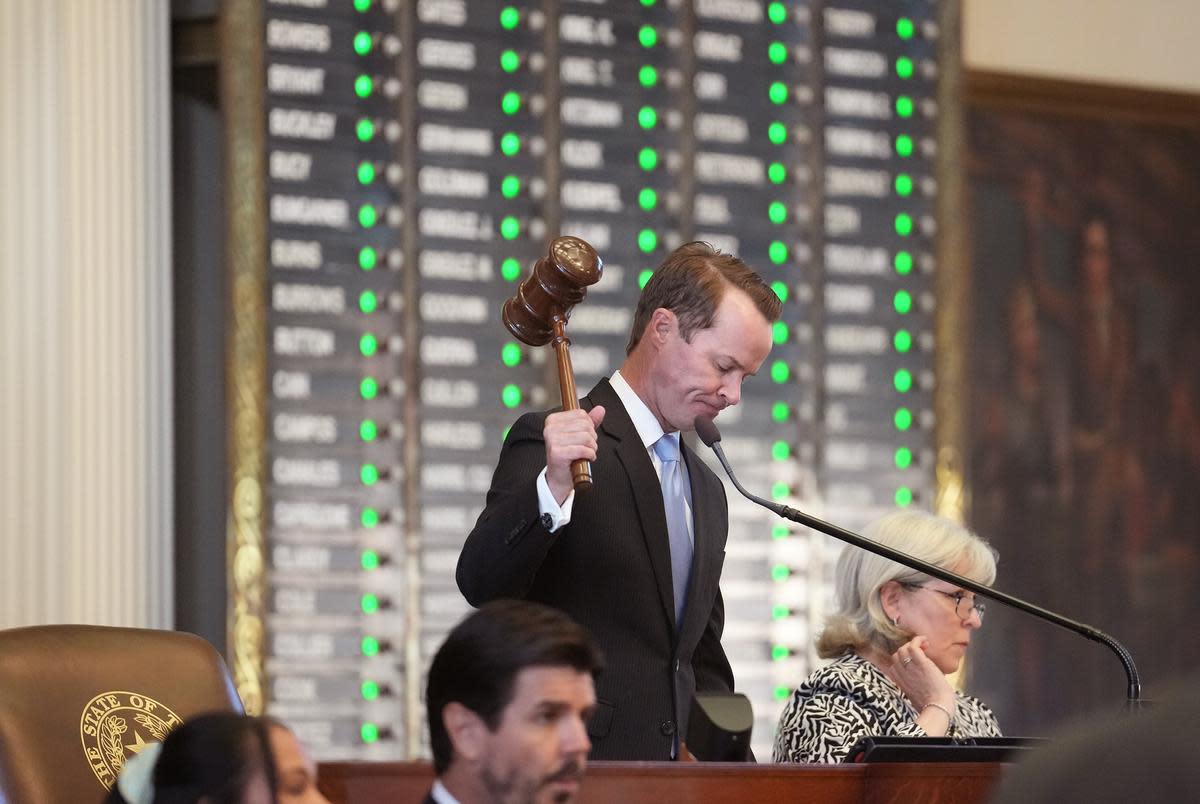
693, 416, 721, 446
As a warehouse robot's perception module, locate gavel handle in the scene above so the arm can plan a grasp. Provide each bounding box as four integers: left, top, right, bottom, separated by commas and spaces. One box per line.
551, 317, 593, 491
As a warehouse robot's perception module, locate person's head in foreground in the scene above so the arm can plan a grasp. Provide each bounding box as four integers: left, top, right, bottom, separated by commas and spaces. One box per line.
819, 509, 996, 672
426, 600, 603, 804
105, 712, 276, 804
622, 241, 781, 432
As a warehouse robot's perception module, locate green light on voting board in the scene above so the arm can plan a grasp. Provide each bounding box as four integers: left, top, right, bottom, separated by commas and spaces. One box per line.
358, 247, 377, 271
501, 342, 522, 367
360, 464, 380, 485
360, 508, 379, 529
638, 229, 658, 253
499, 6, 520, 30
639, 25, 658, 48
771, 281, 788, 303
500, 132, 521, 156
359, 419, 378, 442
361, 637, 379, 656
353, 32, 372, 55
638, 188, 658, 211
501, 258, 522, 281
638, 106, 658, 129
359, 377, 379, 400
501, 384, 523, 408
768, 241, 788, 265
361, 681, 380, 700
361, 548, 380, 568
359, 291, 378, 314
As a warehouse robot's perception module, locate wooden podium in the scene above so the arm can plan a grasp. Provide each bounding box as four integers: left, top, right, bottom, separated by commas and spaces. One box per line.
318, 760, 1005, 803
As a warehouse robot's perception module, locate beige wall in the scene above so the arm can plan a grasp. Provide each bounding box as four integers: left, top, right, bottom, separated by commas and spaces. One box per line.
964, 0, 1200, 92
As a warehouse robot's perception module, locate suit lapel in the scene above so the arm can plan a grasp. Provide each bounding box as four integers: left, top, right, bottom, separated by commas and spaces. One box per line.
586, 380, 678, 632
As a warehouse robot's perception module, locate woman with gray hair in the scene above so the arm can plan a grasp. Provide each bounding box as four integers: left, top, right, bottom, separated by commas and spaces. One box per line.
773, 510, 1002, 763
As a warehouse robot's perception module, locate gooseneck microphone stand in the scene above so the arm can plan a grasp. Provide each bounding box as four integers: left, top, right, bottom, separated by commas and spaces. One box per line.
694, 416, 1142, 707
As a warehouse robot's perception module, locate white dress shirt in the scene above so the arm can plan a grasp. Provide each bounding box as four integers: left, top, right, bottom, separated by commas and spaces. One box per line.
429, 779, 461, 804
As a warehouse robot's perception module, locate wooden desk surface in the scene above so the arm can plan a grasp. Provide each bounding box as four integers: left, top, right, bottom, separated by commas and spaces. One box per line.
319, 760, 1006, 804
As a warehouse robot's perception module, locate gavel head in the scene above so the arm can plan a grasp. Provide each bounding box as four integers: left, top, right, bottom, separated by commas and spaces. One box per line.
502, 236, 603, 346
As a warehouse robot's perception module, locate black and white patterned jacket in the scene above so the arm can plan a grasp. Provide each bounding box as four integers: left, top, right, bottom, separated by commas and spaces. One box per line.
772, 653, 1001, 764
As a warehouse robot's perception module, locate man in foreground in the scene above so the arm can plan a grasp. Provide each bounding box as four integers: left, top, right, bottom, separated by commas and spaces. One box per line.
425, 600, 603, 804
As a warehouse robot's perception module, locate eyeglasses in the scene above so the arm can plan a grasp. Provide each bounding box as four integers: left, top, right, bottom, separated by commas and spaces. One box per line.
900, 582, 986, 622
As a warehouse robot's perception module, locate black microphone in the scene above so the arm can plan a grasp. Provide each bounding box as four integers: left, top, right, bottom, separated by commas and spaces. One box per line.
695, 415, 1142, 706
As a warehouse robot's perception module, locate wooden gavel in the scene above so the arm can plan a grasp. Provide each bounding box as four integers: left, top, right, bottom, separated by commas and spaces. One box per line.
502, 236, 604, 491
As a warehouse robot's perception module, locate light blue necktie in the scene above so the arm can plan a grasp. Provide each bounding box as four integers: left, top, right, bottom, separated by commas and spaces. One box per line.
653, 433, 693, 626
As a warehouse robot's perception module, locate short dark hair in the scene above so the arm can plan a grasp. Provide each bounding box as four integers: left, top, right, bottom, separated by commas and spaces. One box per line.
105, 712, 277, 804
425, 600, 603, 775
626, 241, 782, 355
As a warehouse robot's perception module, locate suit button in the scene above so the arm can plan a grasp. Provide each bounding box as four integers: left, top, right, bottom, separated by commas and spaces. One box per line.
660, 720, 676, 736
539, 512, 554, 530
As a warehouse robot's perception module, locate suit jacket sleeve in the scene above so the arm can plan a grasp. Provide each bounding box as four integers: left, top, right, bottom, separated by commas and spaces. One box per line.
691, 473, 735, 693
693, 584, 735, 693
456, 411, 558, 605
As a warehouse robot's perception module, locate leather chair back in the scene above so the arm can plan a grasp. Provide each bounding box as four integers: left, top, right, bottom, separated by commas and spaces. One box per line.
0, 625, 242, 804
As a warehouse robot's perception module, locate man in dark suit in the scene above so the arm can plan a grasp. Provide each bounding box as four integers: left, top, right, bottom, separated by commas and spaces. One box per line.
458, 242, 780, 759
424, 600, 602, 804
